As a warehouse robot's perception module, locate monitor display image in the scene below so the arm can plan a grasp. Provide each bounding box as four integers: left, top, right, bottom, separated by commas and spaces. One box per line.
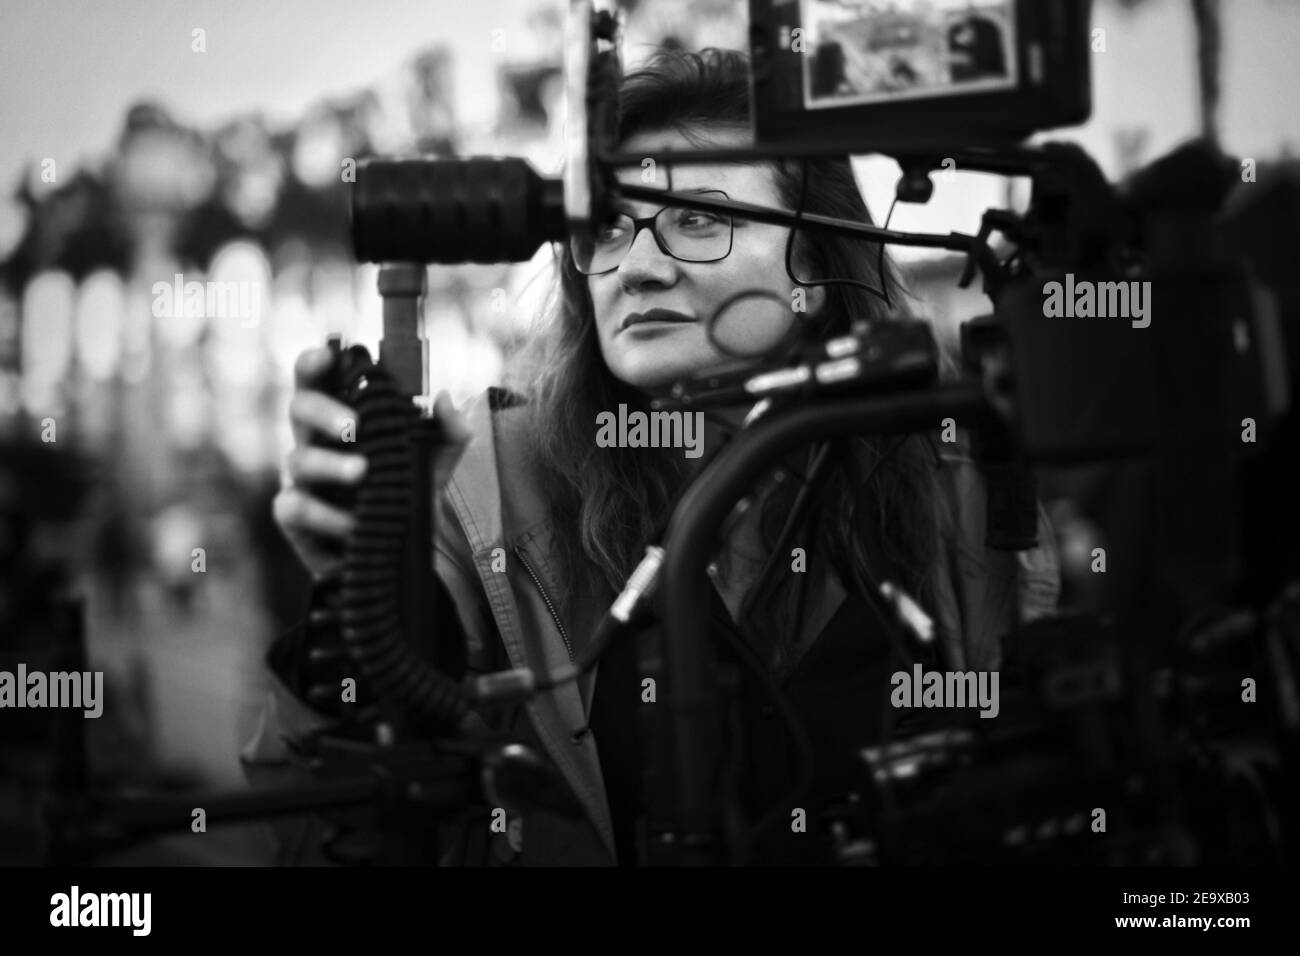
801, 0, 1019, 109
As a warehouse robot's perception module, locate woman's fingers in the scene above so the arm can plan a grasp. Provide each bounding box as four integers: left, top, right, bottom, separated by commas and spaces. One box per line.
272, 485, 356, 540
294, 346, 334, 389
289, 390, 360, 449
278, 348, 478, 579
286, 446, 367, 487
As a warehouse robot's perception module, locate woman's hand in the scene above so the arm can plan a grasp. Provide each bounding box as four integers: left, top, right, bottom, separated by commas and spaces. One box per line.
273, 347, 472, 580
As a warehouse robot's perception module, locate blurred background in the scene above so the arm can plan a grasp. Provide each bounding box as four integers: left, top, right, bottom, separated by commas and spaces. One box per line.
0, 0, 1296, 864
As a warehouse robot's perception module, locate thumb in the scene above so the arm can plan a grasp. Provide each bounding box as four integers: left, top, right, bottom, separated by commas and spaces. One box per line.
430, 390, 473, 491
432, 390, 472, 445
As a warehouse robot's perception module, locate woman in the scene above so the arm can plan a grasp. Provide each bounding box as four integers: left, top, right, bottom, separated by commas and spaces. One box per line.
245, 48, 1060, 866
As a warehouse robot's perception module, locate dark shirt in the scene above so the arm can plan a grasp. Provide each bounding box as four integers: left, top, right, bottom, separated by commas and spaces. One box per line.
587, 602, 646, 866
590, 579, 926, 865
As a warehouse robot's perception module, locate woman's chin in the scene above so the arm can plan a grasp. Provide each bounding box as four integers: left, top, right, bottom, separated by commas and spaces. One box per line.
612, 364, 690, 392
611, 352, 756, 393
607, 348, 704, 392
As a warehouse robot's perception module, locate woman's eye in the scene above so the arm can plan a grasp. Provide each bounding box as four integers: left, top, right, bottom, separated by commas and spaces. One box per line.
675, 210, 723, 230
596, 220, 628, 243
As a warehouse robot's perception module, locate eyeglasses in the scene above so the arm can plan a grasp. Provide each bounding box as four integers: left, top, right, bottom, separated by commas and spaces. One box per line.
571, 190, 734, 276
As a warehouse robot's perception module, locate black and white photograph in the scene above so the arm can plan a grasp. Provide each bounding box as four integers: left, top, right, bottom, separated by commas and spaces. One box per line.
0, 0, 1297, 937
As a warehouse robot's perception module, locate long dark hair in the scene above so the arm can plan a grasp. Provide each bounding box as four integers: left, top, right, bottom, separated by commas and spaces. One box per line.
512, 48, 948, 671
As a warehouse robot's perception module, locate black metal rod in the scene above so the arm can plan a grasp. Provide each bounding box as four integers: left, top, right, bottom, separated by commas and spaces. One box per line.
596, 143, 1055, 173
88, 778, 382, 832
613, 182, 971, 249
656, 383, 993, 864
608, 183, 1001, 285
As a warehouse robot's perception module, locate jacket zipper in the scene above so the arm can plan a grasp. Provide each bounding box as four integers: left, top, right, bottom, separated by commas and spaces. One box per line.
513, 544, 575, 663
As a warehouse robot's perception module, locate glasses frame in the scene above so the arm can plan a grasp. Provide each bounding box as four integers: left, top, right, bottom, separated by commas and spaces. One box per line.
571, 189, 735, 276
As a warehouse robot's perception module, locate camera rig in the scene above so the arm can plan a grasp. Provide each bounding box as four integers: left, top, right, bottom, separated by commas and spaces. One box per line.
43, 0, 1300, 866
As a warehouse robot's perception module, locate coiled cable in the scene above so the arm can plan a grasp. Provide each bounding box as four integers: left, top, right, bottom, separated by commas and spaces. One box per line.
333, 349, 469, 731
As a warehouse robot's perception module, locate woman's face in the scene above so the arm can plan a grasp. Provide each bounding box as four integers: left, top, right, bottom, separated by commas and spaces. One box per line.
587, 126, 826, 391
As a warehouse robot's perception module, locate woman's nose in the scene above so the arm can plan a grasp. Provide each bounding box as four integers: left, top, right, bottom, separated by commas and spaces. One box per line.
616, 223, 677, 287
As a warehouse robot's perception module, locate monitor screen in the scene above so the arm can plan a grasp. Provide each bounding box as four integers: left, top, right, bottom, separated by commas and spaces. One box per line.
800, 0, 1020, 110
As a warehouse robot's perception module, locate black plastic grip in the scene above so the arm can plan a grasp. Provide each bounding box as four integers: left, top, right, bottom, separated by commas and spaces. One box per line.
350, 156, 567, 265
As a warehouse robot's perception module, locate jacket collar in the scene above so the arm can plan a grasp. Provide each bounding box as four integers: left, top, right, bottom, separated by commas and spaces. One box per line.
444, 391, 618, 860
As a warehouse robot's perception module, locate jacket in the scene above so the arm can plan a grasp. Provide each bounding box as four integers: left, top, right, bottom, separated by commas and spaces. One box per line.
240, 386, 1062, 865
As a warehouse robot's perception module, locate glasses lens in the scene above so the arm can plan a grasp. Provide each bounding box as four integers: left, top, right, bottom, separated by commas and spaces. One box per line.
571, 212, 633, 275
569, 191, 732, 274
658, 193, 731, 262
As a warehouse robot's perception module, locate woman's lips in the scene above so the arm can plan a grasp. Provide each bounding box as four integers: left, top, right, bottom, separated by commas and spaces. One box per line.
620, 309, 696, 331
